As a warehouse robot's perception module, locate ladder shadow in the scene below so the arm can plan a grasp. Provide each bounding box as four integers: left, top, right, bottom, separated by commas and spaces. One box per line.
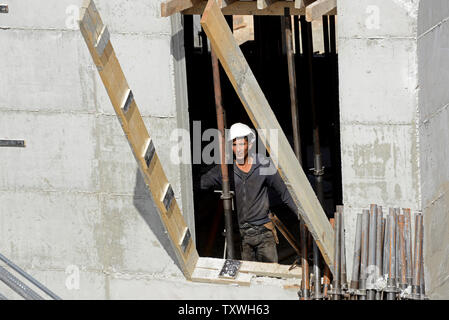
132, 169, 182, 273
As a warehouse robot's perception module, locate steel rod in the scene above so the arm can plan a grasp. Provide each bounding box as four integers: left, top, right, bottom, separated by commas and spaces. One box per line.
367, 204, 377, 300
338, 206, 347, 291
300, 220, 310, 300
0, 253, 61, 300
211, 45, 235, 260
403, 208, 413, 286
331, 210, 341, 300
322, 218, 335, 300
283, 9, 302, 164
398, 214, 407, 290
419, 220, 425, 299
0, 266, 43, 300
375, 206, 383, 300
350, 213, 362, 299
386, 210, 397, 300
412, 213, 423, 299
359, 209, 369, 300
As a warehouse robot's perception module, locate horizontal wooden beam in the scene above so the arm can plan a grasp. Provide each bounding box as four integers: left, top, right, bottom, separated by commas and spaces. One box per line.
200, 0, 335, 270
257, 0, 279, 11
306, 0, 336, 22
183, 1, 308, 15
162, 0, 237, 17
161, 0, 202, 17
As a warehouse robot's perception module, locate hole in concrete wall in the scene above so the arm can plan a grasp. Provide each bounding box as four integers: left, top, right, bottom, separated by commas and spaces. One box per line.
184, 14, 342, 265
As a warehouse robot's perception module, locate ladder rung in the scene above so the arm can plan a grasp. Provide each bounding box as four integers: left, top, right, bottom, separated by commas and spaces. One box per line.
121, 89, 134, 114
95, 25, 110, 57
144, 139, 156, 168
179, 228, 192, 253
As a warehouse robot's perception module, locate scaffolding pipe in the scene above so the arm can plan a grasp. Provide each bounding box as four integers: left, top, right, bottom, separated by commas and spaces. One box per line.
398, 214, 407, 290
211, 45, 234, 260
386, 210, 397, 300
283, 8, 302, 164
0, 253, 61, 300
299, 220, 310, 300
338, 206, 347, 291
350, 213, 362, 299
403, 208, 413, 286
0, 266, 43, 300
367, 204, 377, 300
331, 210, 341, 300
375, 206, 383, 300
412, 213, 423, 300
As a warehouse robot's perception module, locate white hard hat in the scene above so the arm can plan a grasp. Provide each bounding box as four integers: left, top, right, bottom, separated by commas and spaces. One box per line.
227, 123, 256, 143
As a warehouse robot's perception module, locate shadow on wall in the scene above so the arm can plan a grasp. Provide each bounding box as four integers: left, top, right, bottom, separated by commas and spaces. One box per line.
132, 169, 182, 273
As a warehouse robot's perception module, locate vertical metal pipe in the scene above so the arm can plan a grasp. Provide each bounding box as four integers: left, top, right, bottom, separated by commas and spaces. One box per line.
332, 210, 341, 300
322, 218, 335, 300
395, 208, 401, 286
359, 209, 370, 300
386, 210, 397, 300
375, 206, 383, 300
211, 41, 234, 259
350, 213, 362, 299
338, 206, 347, 291
383, 216, 390, 277
283, 9, 302, 164
398, 214, 407, 290
412, 214, 423, 300
294, 16, 300, 54
403, 208, 413, 286
300, 220, 310, 300
367, 204, 377, 300
419, 220, 425, 299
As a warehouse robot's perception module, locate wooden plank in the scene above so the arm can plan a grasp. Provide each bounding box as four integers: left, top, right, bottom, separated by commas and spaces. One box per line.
183, 1, 307, 15
79, 0, 199, 279
295, 0, 316, 9
162, 0, 237, 17
161, 0, 202, 17
191, 267, 252, 286
196, 257, 302, 279
200, 0, 335, 270
257, 0, 279, 11
305, 0, 336, 22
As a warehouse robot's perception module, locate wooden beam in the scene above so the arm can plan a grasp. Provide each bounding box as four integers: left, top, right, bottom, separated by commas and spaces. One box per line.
162, 0, 238, 17
79, 0, 199, 279
161, 0, 202, 17
295, 0, 316, 9
257, 0, 279, 11
196, 257, 302, 279
183, 1, 307, 15
306, 0, 337, 22
200, 0, 335, 270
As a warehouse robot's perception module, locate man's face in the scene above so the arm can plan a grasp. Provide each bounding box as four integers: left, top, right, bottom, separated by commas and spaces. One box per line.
232, 137, 249, 164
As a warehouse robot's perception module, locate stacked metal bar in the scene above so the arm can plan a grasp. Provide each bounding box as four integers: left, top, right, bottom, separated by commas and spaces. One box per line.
342, 205, 427, 300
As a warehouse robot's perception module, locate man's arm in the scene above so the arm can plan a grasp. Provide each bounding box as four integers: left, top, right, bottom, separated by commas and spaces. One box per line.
266, 169, 299, 218
194, 165, 223, 192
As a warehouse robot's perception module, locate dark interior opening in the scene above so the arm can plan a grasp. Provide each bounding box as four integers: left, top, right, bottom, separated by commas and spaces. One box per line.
184, 14, 341, 264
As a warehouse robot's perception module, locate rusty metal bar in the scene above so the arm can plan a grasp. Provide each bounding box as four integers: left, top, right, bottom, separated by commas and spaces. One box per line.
375, 206, 383, 300
350, 213, 362, 299
385, 209, 397, 300
211, 42, 234, 259
283, 8, 302, 164
403, 208, 413, 286
398, 214, 407, 290
338, 206, 347, 292
299, 220, 310, 300
412, 213, 423, 300
367, 204, 377, 300
358, 209, 369, 300
322, 218, 334, 300
331, 210, 341, 300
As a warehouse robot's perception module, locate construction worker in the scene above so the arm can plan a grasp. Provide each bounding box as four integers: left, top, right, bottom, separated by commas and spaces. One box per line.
198, 123, 299, 263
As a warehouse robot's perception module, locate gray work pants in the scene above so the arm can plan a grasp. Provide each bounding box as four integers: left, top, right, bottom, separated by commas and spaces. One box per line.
240, 226, 278, 263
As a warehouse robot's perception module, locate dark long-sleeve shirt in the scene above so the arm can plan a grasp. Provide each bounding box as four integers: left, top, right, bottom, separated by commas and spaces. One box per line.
198, 153, 298, 227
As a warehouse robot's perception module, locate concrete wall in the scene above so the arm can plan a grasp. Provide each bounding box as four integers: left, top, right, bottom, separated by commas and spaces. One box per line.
339, 0, 449, 299
337, 0, 421, 286
0, 0, 298, 299
417, 0, 449, 300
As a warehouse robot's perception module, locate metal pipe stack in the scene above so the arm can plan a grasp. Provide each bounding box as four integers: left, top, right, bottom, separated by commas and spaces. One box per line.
340, 205, 427, 300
